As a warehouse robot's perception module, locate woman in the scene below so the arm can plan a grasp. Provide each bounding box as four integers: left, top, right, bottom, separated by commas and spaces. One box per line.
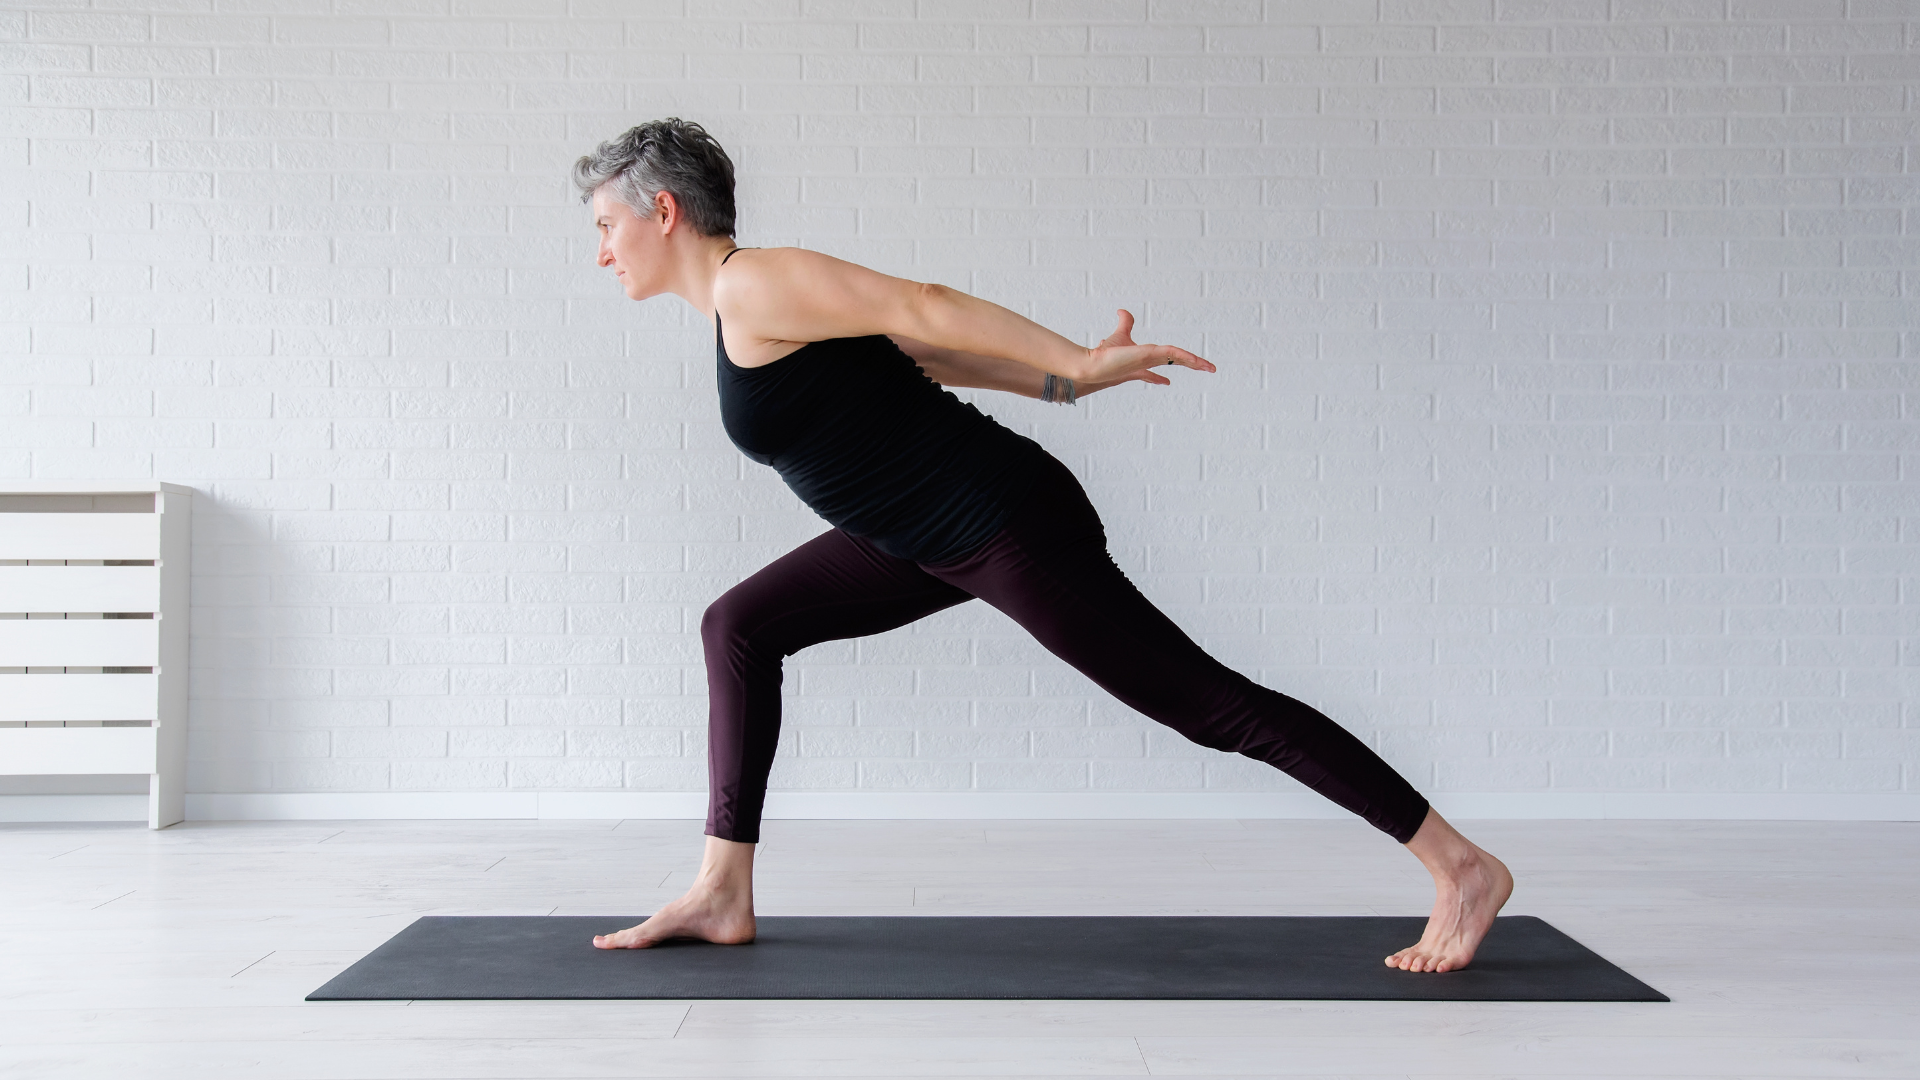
575, 118, 1511, 973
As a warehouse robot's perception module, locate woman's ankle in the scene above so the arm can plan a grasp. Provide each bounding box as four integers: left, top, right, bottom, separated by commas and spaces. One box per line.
694, 835, 758, 889
1403, 808, 1485, 875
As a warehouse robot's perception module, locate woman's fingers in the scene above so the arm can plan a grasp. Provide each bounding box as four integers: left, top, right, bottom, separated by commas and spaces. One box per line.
1083, 340, 1212, 384
1152, 345, 1213, 372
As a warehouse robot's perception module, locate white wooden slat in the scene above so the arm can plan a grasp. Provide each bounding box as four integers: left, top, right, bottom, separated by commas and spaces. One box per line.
0, 726, 157, 775
0, 620, 159, 667
0, 674, 158, 722
0, 565, 161, 613
0, 480, 185, 494
0, 513, 160, 561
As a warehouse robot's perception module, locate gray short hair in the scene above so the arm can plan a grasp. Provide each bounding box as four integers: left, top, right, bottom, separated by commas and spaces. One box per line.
573, 118, 736, 238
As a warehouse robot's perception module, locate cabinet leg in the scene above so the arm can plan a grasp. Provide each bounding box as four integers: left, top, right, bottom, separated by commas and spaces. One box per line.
149, 770, 183, 829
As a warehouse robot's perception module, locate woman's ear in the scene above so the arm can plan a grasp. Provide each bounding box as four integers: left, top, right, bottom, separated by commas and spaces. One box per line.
654, 189, 681, 231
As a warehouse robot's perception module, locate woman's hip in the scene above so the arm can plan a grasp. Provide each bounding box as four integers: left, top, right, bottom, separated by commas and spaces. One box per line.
925, 449, 1105, 573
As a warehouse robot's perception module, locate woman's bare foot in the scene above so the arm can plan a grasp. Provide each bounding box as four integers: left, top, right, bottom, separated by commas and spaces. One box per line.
1386, 807, 1514, 973
594, 834, 758, 949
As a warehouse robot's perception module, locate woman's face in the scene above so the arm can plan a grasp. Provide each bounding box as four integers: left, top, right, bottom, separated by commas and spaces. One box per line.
593, 188, 668, 301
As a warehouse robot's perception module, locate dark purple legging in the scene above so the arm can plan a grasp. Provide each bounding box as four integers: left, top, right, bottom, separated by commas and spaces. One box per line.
701, 451, 1431, 844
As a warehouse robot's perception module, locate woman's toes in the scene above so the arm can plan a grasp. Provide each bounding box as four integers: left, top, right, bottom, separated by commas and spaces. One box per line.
593, 924, 650, 949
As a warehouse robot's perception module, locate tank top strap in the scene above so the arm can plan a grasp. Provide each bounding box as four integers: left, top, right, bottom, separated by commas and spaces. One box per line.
716, 247, 750, 348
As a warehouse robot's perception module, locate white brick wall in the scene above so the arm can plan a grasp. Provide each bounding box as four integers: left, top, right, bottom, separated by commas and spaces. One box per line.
4, 0, 1916, 813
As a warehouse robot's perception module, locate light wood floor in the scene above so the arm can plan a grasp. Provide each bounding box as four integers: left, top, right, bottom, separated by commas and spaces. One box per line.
1, 816, 1914, 1078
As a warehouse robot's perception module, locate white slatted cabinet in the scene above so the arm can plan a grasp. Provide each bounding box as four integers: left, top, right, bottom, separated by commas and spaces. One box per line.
0, 483, 192, 828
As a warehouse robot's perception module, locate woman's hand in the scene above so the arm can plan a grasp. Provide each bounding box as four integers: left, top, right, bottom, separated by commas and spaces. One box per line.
1078, 309, 1215, 388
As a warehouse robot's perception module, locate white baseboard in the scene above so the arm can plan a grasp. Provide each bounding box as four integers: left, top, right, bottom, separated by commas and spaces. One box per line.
153, 790, 1920, 823
9, 790, 1916, 825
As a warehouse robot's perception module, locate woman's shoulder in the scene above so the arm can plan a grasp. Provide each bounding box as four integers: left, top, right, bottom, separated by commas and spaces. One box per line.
715, 248, 866, 368
712, 245, 818, 321
715, 245, 856, 289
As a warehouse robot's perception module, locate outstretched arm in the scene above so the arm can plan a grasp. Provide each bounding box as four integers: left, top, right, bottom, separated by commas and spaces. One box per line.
714, 247, 1213, 384
894, 310, 1179, 399
891, 338, 1053, 397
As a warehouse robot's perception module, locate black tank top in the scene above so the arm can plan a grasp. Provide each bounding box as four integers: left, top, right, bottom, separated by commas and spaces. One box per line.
714, 250, 1045, 565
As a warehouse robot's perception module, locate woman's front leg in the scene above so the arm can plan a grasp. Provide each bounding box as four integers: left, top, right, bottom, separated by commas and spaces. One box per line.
593, 529, 970, 950
593, 835, 758, 949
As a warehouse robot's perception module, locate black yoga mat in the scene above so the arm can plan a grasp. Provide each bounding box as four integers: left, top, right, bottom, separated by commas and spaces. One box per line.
307, 915, 1665, 1002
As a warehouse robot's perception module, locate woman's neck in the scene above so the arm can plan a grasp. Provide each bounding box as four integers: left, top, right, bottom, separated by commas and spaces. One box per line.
668, 237, 742, 325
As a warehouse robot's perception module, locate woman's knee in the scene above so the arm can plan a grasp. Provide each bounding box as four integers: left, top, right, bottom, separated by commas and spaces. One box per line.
1132, 668, 1272, 753
701, 588, 767, 658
